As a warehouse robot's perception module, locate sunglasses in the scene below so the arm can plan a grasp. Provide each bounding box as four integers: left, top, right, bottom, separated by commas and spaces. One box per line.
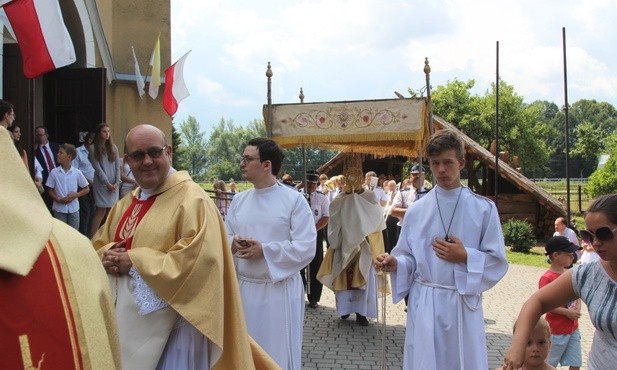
126, 146, 167, 161
580, 226, 617, 244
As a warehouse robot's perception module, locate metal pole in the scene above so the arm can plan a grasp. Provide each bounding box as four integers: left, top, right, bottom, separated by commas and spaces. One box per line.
562, 28, 571, 223
266, 62, 273, 138
495, 41, 500, 209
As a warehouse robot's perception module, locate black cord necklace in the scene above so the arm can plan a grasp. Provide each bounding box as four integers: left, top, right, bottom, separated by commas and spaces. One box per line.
435, 186, 464, 242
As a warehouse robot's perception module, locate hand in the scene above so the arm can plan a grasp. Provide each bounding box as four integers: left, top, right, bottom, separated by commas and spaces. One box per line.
102, 240, 131, 276
375, 253, 397, 272
234, 238, 263, 260
432, 236, 467, 263
502, 344, 525, 370
563, 307, 582, 320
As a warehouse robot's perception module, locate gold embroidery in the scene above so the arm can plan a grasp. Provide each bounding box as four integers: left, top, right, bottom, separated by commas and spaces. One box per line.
120, 203, 142, 240
19, 335, 44, 370
46, 243, 81, 368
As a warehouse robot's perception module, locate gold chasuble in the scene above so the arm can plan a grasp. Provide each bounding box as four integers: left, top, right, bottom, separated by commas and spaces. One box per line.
93, 171, 279, 370
0, 128, 120, 369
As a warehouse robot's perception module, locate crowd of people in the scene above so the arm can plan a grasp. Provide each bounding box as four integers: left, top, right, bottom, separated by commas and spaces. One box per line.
2, 101, 616, 369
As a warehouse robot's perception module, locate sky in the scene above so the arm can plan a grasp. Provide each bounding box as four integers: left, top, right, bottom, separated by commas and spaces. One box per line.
170, 0, 617, 135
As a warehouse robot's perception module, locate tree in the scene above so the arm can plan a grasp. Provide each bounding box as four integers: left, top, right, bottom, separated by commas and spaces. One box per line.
280, 146, 337, 181
570, 100, 617, 176
171, 122, 185, 171
431, 78, 550, 177
587, 145, 617, 197
178, 116, 207, 178
204, 118, 261, 180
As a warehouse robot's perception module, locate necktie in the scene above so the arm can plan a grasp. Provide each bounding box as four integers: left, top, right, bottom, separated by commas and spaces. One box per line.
43, 145, 55, 171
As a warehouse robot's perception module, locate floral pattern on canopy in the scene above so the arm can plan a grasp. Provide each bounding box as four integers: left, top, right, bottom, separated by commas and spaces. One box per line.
264, 98, 428, 157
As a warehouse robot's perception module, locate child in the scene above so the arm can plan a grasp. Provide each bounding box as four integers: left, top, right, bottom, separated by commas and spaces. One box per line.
579, 239, 600, 264
499, 317, 557, 370
228, 182, 237, 199
540, 236, 582, 370
213, 180, 229, 219
46, 143, 90, 230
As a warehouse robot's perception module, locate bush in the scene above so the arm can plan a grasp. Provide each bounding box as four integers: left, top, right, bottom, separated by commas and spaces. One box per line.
502, 219, 536, 253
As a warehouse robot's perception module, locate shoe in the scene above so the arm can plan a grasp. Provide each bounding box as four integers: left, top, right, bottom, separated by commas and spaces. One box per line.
308, 301, 318, 309
340, 314, 350, 320
356, 314, 369, 326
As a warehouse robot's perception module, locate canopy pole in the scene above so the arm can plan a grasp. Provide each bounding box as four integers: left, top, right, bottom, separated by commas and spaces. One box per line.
266, 62, 273, 138
300, 88, 308, 189
424, 58, 433, 136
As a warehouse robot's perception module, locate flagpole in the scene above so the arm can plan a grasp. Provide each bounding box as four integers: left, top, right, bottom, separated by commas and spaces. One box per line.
562, 27, 571, 223
495, 41, 500, 209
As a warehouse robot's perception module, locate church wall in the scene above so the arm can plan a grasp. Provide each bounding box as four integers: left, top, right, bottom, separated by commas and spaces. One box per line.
97, 0, 172, 143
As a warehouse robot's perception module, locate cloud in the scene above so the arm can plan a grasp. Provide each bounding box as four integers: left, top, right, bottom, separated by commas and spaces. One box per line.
171, 0, 617, 130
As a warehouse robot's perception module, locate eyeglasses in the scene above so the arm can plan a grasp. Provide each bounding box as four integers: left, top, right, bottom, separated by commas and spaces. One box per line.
239, 156, 261, 164
127, 146, 167, 161
580, 226, 617, 244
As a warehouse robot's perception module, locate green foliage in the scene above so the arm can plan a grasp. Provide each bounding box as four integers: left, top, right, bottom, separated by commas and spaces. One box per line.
204, 118, 266, 180
533, 99, 617, 178
178, 116, 208, 177
432, 80, 617, 179
588, 146, 617, 197
170, 122, 185, 171
432, 79, 550, 175
280, 146, 338, 180
502, 219, 536, 253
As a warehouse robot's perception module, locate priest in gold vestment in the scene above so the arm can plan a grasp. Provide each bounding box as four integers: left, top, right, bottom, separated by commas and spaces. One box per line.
0, 127, 120, 369
317, 157, 388, 327
92, 124, 278, 370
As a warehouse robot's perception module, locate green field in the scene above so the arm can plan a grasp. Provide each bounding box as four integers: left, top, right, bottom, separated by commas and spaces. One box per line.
506, 247, 550, 268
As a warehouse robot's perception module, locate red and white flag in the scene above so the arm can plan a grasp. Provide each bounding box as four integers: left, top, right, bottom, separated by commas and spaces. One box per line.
0, 0, 76, 79
163, 51, 191, 117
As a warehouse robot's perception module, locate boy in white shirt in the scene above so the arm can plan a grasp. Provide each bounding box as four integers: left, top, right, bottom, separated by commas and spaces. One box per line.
46, 143, 90, 230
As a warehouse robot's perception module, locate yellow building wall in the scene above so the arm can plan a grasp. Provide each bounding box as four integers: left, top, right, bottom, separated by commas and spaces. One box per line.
96, 0, 172, 145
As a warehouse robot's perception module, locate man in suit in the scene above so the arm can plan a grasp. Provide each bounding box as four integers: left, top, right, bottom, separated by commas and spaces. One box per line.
0, 100, 15, 129
34, 125, 60, 211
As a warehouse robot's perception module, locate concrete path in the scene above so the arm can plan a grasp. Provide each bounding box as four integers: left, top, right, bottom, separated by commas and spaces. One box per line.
302, 264, 594, 369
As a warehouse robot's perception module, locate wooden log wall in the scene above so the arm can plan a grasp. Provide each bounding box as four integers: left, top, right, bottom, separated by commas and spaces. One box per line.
486, 193, 560, 240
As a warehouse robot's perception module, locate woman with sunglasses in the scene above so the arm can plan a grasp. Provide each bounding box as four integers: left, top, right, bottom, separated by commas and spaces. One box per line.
503, 194, 617, 370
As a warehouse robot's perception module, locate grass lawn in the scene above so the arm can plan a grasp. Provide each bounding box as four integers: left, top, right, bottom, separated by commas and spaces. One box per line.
506, 247, 550, 268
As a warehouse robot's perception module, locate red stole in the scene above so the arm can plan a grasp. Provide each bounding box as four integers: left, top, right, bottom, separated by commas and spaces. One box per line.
114, 195, 157, 249
0, 241, 85, 369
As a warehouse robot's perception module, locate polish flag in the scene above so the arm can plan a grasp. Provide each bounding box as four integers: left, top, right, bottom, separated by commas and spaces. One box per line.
0, 0, 76, 79
163, 51, 191, 117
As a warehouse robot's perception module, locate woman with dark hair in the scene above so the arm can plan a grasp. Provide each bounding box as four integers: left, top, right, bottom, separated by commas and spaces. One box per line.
8, 124, 28, 169
504, 194, 617, 370
90, 123, 120, 237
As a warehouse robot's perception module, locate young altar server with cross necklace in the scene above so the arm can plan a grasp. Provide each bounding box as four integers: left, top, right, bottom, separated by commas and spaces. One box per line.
375, 129, 508, 370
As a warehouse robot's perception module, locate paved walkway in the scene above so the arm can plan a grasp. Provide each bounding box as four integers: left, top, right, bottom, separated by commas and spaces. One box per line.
302, 264, 594, 369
